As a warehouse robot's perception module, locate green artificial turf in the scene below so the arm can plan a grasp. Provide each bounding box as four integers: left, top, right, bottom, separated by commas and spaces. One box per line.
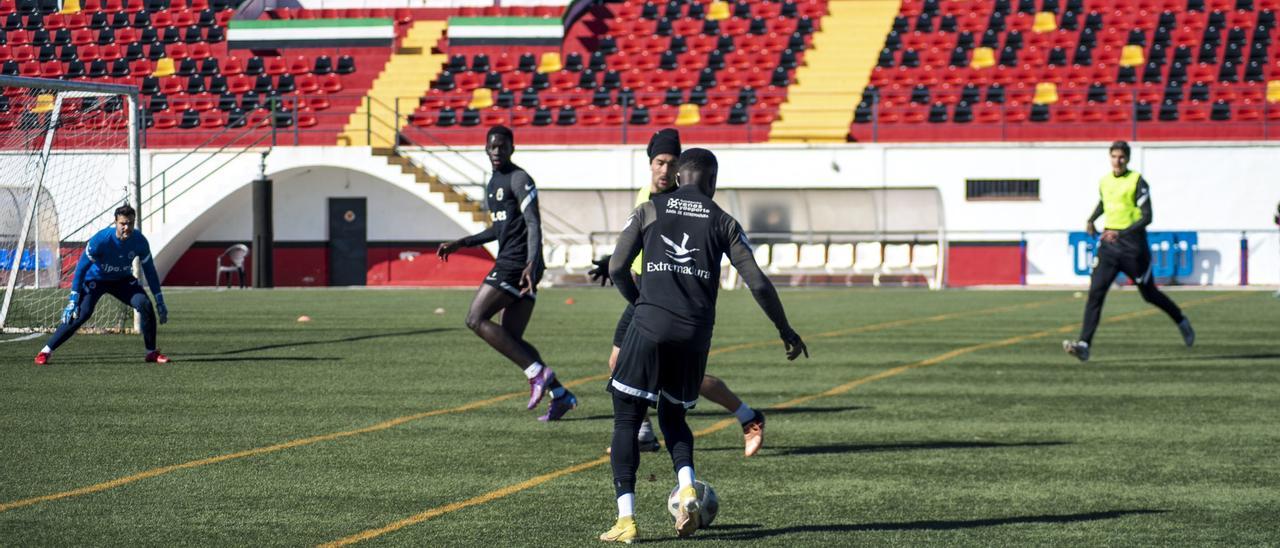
1, 288, 1277, 546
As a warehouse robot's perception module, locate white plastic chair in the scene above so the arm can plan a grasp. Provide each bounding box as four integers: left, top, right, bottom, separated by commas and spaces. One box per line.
753, 243, 772, 270
720, 254, 738, 290
881, 244, 912, 272
852, 242, 882, 274
216, 243, 249, 288
769, 242, 799, 272
911, 243, 941, 288
825, 243, 854, 272
912, 243, 940, 271
797, 243, 826, 270
565, 244, 594, 273
544, 245, 568, 268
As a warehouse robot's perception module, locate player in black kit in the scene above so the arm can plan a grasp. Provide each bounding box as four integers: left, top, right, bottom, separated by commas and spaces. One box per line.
598, 148, 808, 542
437, 126, 576, 421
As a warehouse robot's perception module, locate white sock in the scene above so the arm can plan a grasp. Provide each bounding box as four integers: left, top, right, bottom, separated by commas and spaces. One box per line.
523, 362, 544, 379
41, 346, 51, 354
677, 466, 695, 489
733, 402, 755, 424
637, 418, 655, 441
617, 493, 635, 518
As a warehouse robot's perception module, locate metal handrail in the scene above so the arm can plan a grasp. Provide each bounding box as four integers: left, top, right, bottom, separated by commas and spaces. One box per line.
141, 109, 277, 221
379, 95, 490, 185
147, 120, 276, 221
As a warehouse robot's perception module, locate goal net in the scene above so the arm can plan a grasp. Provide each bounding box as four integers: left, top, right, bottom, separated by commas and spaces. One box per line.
0, 76, 140, 333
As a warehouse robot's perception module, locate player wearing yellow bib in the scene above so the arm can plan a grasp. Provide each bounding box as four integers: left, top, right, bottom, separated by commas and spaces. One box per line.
1063, 141, 1194, 362
589, 129, 768, 457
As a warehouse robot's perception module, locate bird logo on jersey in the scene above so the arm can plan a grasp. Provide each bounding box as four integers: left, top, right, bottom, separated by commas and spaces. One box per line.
662, 233, 699, 264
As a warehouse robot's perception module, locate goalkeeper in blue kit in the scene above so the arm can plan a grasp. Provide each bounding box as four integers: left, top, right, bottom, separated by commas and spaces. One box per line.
34, 205, 170, 365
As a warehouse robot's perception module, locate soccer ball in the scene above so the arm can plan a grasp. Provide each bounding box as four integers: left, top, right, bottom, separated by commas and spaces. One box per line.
666, 480, 719, 527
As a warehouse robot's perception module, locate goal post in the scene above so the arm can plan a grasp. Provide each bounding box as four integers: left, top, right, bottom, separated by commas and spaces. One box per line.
0, 75, 142, 333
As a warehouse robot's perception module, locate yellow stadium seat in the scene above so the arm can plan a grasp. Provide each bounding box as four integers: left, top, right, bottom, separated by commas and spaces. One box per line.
1032, 11, 1057, 33
970, 47, 995, 69
1033, 82, 1058, 105
675, 103, 700, 126
469, 88, 494, 110
31, 94, 55, 113
1120, 45, 1145, 67
60, 0, 81, 13
153, 57, 175, 77
537, 52, 562, 73
1267, 80, 1280, 103
707, 1, 730, 20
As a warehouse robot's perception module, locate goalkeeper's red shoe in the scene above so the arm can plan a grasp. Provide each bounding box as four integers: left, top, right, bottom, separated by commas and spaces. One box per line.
145, 351, 170, 364
34, 352, 50, 366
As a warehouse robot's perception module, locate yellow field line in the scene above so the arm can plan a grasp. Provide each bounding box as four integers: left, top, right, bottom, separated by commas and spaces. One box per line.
708, 298, 1069, 357
0, 296, 1070, 514
0, 376, 606, 513
319, 293, 1241, 546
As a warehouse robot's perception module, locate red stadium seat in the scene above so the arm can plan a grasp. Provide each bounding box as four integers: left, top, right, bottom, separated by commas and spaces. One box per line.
651, 105, 677, 125
579, 106, 603, 125
160, 76, 183, 94
129, 59, 152, 76
222, 56, 243, 76
188, 43, 210, 60
305, 96, 330, 111
265, 56, 286, 76
200, 112, 227, 133
296, 74, 319, 94
99, 45, 121, 62
410, 109, 438, 127
296, 110, 317, 128
509, 106, 532, 126
226, 75, 250, 94
152, 111, 177, 129
320, 73, 342, 93
481, 108, 507, 126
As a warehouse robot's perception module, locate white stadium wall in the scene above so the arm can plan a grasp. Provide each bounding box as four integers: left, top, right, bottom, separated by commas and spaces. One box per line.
18, 142, 1275, 287
411, 141, 1279, 286
192, 167, 470, 242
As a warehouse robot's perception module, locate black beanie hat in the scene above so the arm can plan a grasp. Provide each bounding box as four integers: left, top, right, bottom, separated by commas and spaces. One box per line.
646, 128, 681, 160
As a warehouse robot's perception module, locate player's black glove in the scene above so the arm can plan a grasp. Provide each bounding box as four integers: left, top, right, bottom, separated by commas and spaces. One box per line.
780, 327, 808, 361
155, 297, 168, 325
588, 254, 612, 286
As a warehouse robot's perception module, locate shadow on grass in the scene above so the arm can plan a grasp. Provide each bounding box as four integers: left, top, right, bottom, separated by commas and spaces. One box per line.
196, 328, 458, 356
760, 440, 1070, 457
580, 406, 870, 425
1125, 353, 1280, 363
175, 356, 340, 363
688, 405, 868, 418
683, 509, 1167, 542
556, 414, 614, 422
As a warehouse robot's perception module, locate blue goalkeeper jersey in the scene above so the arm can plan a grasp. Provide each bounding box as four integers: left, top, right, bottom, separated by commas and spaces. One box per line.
72, 226, 163, 299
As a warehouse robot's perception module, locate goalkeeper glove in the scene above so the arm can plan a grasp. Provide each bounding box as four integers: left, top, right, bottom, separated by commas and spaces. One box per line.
155, 297, 168, 325
61, 293, 80, 324
588, 255, 612, 286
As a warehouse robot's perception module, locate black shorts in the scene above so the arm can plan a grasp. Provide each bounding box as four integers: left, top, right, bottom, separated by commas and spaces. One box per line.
607, 324, 710, 409
483, 264, 542, 300
612, 304, 635, 348
1095, 239, 1153, 284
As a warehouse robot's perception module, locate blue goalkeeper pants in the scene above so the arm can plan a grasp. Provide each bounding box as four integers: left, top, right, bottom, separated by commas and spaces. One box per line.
45, 278, 156, 352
